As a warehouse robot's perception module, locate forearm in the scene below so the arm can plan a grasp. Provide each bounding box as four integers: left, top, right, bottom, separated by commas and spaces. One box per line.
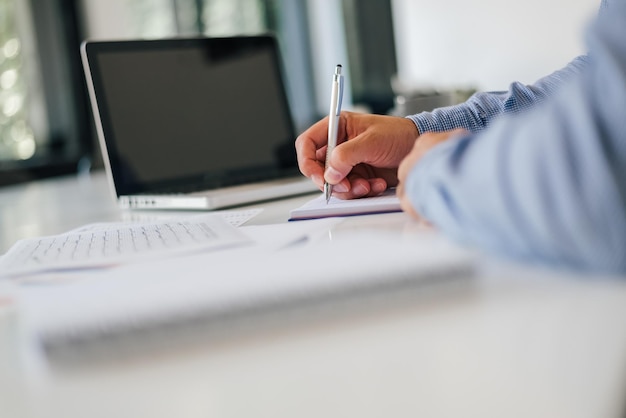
406, 55, 589, 135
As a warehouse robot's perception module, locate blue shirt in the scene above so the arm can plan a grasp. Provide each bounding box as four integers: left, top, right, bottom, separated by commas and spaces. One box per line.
405, 0, 626, 273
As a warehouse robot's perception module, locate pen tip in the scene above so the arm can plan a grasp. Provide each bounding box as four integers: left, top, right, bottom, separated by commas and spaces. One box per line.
324, 183, 331, 203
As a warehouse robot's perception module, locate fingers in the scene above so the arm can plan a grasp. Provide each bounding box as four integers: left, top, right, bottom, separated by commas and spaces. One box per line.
295, 117, 330, 189
396, 172, 422, 220
332, 176, 388, 200
398, 129, 466, 183
397, 129, 469, 218
397, 185, 421, 219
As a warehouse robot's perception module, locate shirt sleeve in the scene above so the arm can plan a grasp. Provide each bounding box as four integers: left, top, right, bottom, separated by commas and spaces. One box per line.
404, 2, 626, 273
406, 56, 589, 135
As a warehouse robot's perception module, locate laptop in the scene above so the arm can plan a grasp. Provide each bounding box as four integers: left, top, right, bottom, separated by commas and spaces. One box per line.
81, 35, 318, 210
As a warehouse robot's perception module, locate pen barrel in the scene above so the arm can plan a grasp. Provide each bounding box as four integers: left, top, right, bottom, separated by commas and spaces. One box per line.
326, 80, 341, 162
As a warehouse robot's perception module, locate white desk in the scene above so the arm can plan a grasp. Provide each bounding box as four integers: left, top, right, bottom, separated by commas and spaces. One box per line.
0, 171, 314, 255
2, 171, 626, 418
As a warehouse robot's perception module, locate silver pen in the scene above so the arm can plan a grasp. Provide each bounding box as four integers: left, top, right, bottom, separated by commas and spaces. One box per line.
324, 64, 344, 203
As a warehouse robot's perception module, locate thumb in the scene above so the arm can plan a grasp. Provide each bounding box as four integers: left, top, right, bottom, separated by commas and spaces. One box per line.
324, 138, 363, 184
324, 134, 379, 184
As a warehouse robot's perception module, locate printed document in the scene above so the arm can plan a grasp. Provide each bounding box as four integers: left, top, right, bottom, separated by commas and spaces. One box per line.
0, 214, 251, 279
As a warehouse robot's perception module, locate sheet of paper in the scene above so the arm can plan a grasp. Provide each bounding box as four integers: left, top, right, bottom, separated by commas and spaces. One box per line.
0, 214, 252, 279
218, 209, 264, 226
289, 189, 402, 220
239, 217, 343, 250
69, 209, 263, 233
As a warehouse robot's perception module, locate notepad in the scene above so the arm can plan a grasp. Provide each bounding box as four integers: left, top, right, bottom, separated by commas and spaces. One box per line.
289, 189, 402, 220
18, 231, 475, 367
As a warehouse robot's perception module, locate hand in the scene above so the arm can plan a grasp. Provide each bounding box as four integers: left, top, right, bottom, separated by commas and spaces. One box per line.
397, 129, 468, 219
295, 111, 419, 199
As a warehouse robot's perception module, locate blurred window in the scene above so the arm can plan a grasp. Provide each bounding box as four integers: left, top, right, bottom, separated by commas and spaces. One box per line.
0, 0, 90, 186
0, 1, 35, 162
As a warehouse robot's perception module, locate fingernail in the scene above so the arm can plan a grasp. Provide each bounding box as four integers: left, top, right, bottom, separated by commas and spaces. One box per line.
353, 184, 368, 196
372, 182, 386, 193
334, 183, 349, 193
324, 166, 343, 183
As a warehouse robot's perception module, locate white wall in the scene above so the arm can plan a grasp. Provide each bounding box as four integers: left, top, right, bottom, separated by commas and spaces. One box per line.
306, 0, 353, 115
78, 0, 133, 40
391, 0, 600, 92
78, 0, 176, 40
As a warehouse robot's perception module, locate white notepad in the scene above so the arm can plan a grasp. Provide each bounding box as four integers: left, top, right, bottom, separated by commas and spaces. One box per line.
289, 189, 402, 220
18, 231, 475, 367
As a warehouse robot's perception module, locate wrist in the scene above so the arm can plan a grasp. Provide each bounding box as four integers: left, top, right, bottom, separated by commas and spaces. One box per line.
404, 116, 421, 138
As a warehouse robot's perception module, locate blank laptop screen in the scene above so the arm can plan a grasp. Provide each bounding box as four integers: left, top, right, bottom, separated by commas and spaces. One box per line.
85, 36, 298, 195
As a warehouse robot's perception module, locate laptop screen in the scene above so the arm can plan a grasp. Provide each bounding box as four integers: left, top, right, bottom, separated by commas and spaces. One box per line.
83, 36, 298, 196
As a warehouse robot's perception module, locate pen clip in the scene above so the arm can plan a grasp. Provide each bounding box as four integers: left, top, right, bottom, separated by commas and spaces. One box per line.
335, 75, 344, 116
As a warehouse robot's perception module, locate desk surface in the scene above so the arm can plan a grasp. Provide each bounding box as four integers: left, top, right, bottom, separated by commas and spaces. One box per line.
2, 171, 626, 418
0, 171, 315, 255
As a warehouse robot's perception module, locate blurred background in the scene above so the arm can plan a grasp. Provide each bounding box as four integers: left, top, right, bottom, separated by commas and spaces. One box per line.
0, 0, 598, 187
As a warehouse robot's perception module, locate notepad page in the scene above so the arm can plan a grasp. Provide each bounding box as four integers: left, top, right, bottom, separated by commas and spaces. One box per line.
290, 189, 402, 220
